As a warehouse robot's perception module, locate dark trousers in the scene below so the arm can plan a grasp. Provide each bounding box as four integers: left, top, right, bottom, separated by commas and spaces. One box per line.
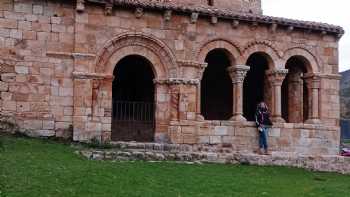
259, 127, 268, 150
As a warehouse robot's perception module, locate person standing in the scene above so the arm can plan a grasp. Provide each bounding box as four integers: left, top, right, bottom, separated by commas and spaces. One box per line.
255, 102, 273, 155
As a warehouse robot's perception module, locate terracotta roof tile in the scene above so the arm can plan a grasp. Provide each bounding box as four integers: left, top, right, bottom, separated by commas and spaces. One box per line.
87, 0, 344, 36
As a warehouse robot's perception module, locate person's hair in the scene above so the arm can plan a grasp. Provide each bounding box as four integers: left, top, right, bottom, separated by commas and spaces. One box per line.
258, 102, 268, 111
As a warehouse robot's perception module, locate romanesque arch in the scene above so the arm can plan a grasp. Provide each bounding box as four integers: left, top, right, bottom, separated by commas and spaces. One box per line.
242, 40, 281, 69
281, 48, 319, 123
95, 32, 178, 79
197, 39, 241, 65
282, 47, 319, 73
92, 32, 177, 142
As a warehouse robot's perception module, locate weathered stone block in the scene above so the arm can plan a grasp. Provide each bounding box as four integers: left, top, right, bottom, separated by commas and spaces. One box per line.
210, 136, 221, 144
0, 81, 9, 91
15, 65, 29, 74
214, 126, 228, 136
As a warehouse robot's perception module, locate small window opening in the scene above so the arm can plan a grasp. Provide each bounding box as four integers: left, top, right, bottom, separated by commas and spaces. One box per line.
208, 0, 214, 6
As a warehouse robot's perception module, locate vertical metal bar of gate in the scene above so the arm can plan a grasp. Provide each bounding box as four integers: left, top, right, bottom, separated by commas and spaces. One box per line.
112, 100, 155, 141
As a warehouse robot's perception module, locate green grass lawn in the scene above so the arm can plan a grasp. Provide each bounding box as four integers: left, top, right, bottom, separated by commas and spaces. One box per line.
1, 135, 350, 197
344, 139, 350, 145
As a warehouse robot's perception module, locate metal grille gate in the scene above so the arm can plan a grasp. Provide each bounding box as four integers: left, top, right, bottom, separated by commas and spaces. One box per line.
111, 100, 155, 142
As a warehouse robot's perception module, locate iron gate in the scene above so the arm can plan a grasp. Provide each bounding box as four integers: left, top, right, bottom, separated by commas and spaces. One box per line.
111, 100, 155, 142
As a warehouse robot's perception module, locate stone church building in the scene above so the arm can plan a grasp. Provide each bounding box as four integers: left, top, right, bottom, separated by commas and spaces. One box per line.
0, 0, 344, 155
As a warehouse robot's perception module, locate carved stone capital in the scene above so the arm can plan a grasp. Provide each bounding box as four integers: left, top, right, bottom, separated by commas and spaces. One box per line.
227, 65, 250, 84
266, 69, 289, 85
304, 73, 321, 89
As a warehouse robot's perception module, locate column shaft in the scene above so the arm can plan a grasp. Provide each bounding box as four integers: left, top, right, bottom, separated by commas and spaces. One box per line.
227, 65, 250, 121
266, 69, 288, 123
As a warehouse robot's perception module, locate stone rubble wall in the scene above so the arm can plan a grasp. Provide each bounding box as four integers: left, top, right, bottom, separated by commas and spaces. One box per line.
78, 141, 350, 174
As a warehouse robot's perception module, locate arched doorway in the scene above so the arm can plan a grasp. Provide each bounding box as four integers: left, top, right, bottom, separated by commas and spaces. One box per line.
201, 49, 233, 120
243, 52, 270, 121
282, 56, 309, 123
111, 55, 155, 142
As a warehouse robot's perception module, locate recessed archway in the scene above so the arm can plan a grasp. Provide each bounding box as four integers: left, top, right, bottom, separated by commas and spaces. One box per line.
282, 56, 309, 123
201, 49, 233, 120
112, 55, 155, 142
243, 52, 271, 121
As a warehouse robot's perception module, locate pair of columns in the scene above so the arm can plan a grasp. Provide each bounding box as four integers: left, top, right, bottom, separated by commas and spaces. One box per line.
197, 65, 321, 123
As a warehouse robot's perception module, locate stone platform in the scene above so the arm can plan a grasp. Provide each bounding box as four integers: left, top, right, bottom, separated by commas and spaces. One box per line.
78, 141, 350, 175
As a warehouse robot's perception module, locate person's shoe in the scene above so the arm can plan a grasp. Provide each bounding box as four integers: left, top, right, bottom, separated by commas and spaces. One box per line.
264, 149, 271, 155
257, 148, 264, 155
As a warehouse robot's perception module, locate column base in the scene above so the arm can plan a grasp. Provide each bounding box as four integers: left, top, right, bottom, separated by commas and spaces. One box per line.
230, 114, 246, 121
271, 116, 285, 123
196, 114, 205, 121
305, 118, 321, 124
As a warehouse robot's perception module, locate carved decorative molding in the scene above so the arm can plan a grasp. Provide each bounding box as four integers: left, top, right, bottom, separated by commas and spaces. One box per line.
211, 16, 218, 24
164, 10, 172, 21
46, 51, 96, 59
190, 12, 199, 24
243, 40, 282, 58
135, 7, 144, 18
232, 20, 239, 29
266, 69, 289, 85
177, 60, 207, 68
76, 0, 85, 12
73, 71, 114, 80
154, 78, 200, 85
96, 32, 178, 74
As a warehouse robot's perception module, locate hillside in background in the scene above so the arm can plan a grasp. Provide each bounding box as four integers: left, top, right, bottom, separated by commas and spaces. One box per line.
341, 69, 350, 119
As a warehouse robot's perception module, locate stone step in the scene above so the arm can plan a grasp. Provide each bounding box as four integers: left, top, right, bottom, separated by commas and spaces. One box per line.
77, 147, 350, 174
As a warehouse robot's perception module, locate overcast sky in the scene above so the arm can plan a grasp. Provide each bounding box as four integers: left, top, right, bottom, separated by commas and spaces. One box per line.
262, 0, 350, 72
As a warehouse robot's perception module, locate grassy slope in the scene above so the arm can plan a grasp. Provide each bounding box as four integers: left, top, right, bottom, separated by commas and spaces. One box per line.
1, 135, 350, 197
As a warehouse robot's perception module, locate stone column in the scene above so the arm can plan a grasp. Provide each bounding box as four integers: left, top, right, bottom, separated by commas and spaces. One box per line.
287, 72, 304, 123
195, 63, 207, 121
304, 74, 321, 124
227, 65, 250, 121
266, 69, 289, 123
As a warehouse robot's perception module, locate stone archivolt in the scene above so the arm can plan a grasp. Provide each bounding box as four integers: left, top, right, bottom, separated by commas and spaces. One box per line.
95, 32, 178, 78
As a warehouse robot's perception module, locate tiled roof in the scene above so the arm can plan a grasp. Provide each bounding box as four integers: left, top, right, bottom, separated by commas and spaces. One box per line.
87, 0, 344, 37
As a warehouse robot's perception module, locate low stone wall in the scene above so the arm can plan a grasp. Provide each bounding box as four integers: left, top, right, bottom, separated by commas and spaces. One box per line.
78, 141, 350, 175
168, 120, 341, 156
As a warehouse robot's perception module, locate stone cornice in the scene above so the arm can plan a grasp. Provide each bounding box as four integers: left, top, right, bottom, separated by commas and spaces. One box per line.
85, 0, 344, 37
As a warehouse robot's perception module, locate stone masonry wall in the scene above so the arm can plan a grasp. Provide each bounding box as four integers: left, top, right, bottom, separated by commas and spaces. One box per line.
0, 0, 342, 155
0, 0, 75, 138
